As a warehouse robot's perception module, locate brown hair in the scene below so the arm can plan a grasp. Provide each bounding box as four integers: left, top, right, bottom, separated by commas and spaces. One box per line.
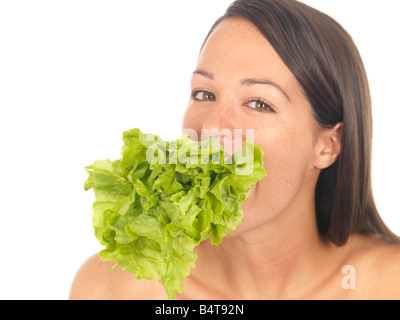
202, 0, 399, 246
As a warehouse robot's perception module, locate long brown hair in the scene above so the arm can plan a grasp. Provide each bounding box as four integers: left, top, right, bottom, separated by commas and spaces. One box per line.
202, 0, 399, 246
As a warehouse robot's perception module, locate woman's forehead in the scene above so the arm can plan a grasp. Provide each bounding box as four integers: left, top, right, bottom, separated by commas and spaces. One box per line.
195, 17, 300, 101
199, 17, 273, 63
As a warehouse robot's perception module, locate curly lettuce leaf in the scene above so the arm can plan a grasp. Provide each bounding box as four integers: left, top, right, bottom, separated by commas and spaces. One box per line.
84, 128, 266, 299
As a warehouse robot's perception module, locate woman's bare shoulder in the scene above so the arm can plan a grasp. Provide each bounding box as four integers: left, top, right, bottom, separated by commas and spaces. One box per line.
367, 235, 400, 299
344, 234, 400, 299
69, 253, 168, 300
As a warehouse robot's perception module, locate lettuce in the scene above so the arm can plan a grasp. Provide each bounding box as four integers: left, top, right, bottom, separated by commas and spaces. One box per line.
84, 128, 266, 299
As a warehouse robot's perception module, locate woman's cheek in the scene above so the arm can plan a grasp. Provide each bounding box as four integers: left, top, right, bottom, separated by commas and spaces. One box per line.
181, 106, 204, 138
256, 126, 304, 179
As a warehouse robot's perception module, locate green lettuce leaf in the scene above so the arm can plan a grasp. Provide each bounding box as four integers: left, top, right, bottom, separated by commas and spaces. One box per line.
84, 128, 266, 299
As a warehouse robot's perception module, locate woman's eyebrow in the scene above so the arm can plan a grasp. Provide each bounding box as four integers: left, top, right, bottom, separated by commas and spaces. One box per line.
192, 69, 291, 102
240, 78, 291, 102
192, 69, 214, 80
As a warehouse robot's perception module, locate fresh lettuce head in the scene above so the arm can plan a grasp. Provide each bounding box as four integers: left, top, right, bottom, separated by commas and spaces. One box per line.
84, 128, 266, 299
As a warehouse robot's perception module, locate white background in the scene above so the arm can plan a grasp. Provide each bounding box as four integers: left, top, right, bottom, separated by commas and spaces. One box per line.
0, 0, 399, 299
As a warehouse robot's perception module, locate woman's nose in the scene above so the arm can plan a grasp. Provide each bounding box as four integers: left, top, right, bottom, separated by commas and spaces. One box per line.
200, 101, 239, 157
201, 99, 234, 141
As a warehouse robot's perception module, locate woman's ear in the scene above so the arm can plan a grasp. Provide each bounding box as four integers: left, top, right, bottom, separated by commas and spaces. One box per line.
312, 122, 343, 169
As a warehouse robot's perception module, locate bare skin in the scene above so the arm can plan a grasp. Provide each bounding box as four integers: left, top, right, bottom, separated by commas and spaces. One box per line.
70, 234, 400, 299
69, 17, 400, 300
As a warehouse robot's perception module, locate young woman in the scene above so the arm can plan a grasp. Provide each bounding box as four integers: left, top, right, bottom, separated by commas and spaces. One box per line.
70, 0, 400, 299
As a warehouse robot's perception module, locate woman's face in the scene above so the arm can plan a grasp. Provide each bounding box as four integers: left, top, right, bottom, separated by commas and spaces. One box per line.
181, 17, 325, 234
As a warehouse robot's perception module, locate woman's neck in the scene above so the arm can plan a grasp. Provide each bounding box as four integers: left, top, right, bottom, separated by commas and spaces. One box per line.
192, 184, 337, 299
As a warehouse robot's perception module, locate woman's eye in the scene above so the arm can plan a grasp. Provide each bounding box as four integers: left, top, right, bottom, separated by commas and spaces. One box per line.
247, 98, 275, 113
192, 90, 216, 101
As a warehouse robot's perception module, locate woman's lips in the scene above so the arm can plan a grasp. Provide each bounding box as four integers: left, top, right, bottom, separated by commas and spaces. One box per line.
198, 128, 253, 162
212, 135, 246, 161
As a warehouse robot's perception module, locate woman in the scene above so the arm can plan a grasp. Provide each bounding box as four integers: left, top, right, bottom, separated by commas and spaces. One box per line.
70, 0, 400, 299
